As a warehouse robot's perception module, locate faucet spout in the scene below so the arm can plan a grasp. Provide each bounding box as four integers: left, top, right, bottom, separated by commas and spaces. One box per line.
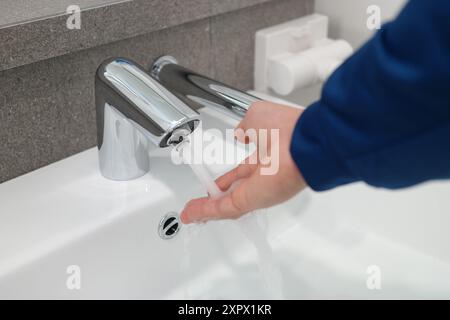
95, 58, 200, 181
150, 56, 261, 120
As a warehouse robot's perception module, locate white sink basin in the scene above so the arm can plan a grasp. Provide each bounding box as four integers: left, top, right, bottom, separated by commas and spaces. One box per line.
1, 95, 450, 299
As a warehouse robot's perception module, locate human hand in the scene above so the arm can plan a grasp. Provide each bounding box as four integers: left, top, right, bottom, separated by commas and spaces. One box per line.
180, 101, 307, 224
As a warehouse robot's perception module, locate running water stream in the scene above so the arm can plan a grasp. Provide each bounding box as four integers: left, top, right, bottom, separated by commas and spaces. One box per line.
176, 134, 283, 299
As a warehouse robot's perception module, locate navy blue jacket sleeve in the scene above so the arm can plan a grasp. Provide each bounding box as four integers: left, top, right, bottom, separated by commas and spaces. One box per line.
290, 0, 450, 191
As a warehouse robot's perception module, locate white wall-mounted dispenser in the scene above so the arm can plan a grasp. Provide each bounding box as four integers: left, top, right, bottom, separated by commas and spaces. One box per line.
255, 14, 353, 96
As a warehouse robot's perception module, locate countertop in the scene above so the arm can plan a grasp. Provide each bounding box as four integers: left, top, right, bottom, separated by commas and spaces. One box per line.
0, 0, 273, 72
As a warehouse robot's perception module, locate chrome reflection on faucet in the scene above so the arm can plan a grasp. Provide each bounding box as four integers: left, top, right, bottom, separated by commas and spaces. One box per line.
95, 58, 200, 180
149, 55, 260, 119
95, 56, 260, 181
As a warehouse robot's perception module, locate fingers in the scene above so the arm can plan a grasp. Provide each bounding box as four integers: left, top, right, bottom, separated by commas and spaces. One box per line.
235, 126, 251, 144
180, 197, 215, 224
180, 178, 253, 224
215, 158, 258, 192
235, 103, 254, 131
235, 101, 262, 144
180, 196, 239, 224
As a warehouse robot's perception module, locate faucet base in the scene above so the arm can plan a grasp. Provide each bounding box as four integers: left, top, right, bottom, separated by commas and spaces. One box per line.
98, 104, 150, 181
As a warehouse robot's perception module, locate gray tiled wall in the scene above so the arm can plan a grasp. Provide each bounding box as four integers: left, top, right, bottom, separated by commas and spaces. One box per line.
0, 0, 313, 183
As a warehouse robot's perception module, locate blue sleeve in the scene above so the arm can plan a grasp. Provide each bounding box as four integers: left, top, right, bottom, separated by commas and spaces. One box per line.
290, 0, 450, 191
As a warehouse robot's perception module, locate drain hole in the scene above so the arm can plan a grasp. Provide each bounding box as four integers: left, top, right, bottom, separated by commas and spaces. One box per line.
158, 213, 181, 239
166, 222, 179, 236
163, 217, 176, 229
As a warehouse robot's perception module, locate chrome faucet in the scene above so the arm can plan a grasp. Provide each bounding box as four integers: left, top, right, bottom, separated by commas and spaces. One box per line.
149, 55, 260, 120
95, 56, 260, 181
95, 58, 200, 180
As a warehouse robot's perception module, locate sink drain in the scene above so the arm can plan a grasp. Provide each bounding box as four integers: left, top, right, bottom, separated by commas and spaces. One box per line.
158, 212, 181, 239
